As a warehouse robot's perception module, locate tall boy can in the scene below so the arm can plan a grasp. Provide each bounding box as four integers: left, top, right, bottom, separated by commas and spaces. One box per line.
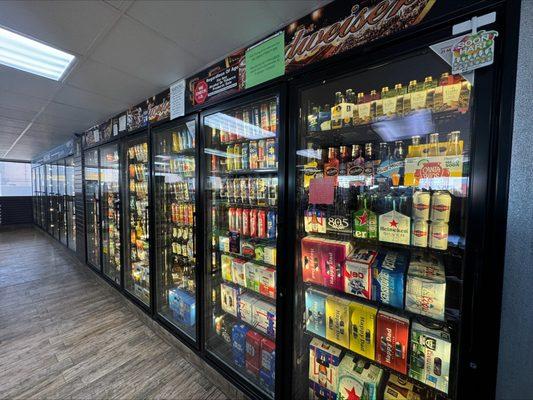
257, 210, 267, 238
242, 209, 250, 236
412, 191, 430, 220
267, 211, 276, 239
248, 177, 257, 205
249, 141, 258, 169
241, 142, 249, 170
429, 222, 448, 250
266, 139, 276, 167
430, 191, 451, 222
250, 209, 258, 237
411, 219, 429, 247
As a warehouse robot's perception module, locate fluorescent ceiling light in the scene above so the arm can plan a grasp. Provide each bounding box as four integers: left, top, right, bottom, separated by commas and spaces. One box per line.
0, 26, 75, 80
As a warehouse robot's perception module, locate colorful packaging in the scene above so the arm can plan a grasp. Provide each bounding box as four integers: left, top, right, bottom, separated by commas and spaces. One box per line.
305, 288, 327, 337
309, 337, 342, 391
238, 293, 257, 325
228, 230, 240, 253
384, 373, 425, 400
259, 369, 275, 395
326, 295, 351, 348
168, 288, 196, 326
301, 236, 324, 285
349, 302, 377, 360
321, 239, 353, 291
231, 258, 247, 287
264, 246, 277, 265
261, 337, 276, 375
255, 244, 265, 261
231, 323, 249, 369
409, 322, 451, 393
372, 251, 408, 309
215, 314, 235, 345
253, 299, 276, 337
309, 380, 337, 400
344, 249, 378, 299
219, 236, 230, 252
221, 282, 240, 317
221, 254, 234, 282
337, 354, 384, 400
405, 254, 446, 320
376, 311, 409, 374
258, 266, 276, 299
245, 330, 263, 377
241, 240, 255, 257
245, 262, 259, 292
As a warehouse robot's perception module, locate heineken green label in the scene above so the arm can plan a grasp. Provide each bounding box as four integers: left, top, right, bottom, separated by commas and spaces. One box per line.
353, 208, 377, 240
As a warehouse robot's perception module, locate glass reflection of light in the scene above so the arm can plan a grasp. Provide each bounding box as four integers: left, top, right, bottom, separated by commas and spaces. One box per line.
205, 112, 275, 140
418, 176, 468, 197
372, 109, 434, 142
204, 148, 240, 159
296, 149, 322, 160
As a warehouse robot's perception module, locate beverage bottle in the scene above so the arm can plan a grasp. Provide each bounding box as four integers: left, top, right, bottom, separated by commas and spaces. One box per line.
363, 143, 375, 180
458, 81, 471, 113
233, 143, 241, 170
331, 92, 343, 130
393, 140, 406, 161
394, 83, 405, 116
375, 88, 385, 118
423, 76, 436, 111
427, 133, 440, 157
378, 142, 389, 164
318, 104, 331, 131
324, 147, 340, 179
347, 144, 364, 176
446, 131, 461, 156
391, 141, 405, 186
308, 105, 319, 132
338, 145, 349, 176
269, 100, 277, 133
343, 89, 355, 128
407, 136, 421, 158
370, 90, 380, 120
404, 80, 418, 114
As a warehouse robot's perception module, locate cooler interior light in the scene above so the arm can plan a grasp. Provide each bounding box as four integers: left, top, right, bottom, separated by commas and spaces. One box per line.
0, 26, 75, 80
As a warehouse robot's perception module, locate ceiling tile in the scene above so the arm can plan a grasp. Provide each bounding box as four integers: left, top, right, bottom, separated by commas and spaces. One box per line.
127, 1, 281, 65
265, 0, 330, 24
0, 106, 35, 123
0, 0, 120, 55
0, 65, 59, 100
91, 15, 205, 87
0, 91, 48, 114
54, 85, 127, 116
0, 116, 28, 130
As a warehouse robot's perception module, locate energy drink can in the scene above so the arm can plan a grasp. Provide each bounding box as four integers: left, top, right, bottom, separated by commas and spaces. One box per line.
268, 177, 278, 206
228, 207, 235, 231
256, 178, 267, 206
233, 179, 241, 204
249, 141, 258, 169
253, 106, 261, 128
226, 178, 234, 203
220, 178, 228, 200
248, 177, 256, 205
226, 145, 234, 171
250, 209, 258, 237
266, 139, 276, 168
267, 211, 276, 239
242, 209, 250, 236
233, 143, 241, 170
257, 140, 266, 169
235, 208, 243, 234
242, 108, 250, 137
211, 155, 218, 172
257, 210, 267, 238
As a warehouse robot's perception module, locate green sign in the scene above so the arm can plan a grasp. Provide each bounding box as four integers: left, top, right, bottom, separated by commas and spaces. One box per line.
245, 32, 285, 89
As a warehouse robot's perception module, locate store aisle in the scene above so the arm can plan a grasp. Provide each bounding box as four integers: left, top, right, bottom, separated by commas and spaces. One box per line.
0, 227, 226, 400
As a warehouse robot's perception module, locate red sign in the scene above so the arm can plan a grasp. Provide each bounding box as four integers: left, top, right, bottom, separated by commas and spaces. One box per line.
193, 80, 208, 105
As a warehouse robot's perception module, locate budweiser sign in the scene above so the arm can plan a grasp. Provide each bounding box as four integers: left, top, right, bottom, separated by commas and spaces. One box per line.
284, 0, 436, 71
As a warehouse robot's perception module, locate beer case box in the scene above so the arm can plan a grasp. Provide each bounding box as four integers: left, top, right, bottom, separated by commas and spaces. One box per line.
409, 322, 451, 394
245, 330, 263, 372
253, 299, 276, 337
220, 282, 240, 317
344, 249, 378, 300
263, 246, 277, 265
305, 288, 327, 337
261, 337, 276, 375
215, 314, 236, 345
254, 245, 265, 262
221, 254, 234, 282
245, 361, 259, 378
349, 301, 377, 360
219, 236, 230, 252
259, 369, 275, 395
238, 293, 257, 326
301, 236, 324, 286
258, 266, 276, 299
241, 240, 255, 258
325, 295, 351, 349
376, 311, 410, 375
231, 258, 247, 287
229, 231, 240, 253
245, 262, 260, 292
320, 239, 353, 292
403, 154, 464, 187
168, 288, 196, 326
405, 254, 446, 321
337, 354, 384, 400
384, 373, 425, 400
231, 324, 250, 369
309, 380, 338, 400
372, 251, 409, 309
309, 337, 343, 390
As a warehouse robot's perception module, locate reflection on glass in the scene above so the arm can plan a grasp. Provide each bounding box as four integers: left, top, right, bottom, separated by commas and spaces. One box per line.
125, 139, 150, 305
39, 165, 46, 228
84, 149, 100, 269
58, 161, 67, 245
49, 163, 59, 239
154, 121, 197, 339
100, 144, 121, 284
66, 157, 76, 251
294, 53, 471, 399
204, 97, 279, 399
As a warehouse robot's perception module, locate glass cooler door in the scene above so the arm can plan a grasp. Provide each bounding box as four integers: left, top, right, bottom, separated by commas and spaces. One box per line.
293, 50, 473, 399
58, 161, 67, 246
51, 163, 59, 239
124, 135, 150, 306
39, 165, 47, 229
153, 119, 198, 341
100, 144, 121, 284
66, 157, 76, 251
203, 95, 280, 398
84, 149, 101, 270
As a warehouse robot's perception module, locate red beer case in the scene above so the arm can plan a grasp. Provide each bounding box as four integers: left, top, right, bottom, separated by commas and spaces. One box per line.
376, 310, 410, 374
301, 237, 324, 285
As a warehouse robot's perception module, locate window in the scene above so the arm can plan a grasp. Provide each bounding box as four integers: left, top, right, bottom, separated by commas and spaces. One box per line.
0, 161, 32, 196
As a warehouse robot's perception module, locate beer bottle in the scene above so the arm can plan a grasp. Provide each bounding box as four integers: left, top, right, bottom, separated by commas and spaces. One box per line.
347, 144, 364, 176
428, 133, 440, 157
404, 80, 417, 114
394, 83, 405, 116
331, 92, 343, 130
344, 89, 355, 128
424, 76, 436, 110
458, 81, 471, 113
338, 146, 349, 176
364, 143, 375, 178
407, 136, 422, 158
375, 89, 385, 118
446, 131, 461, 156
393, 141, 406, 161
324, 147, 339, 178
370, 90, 380, 119
378, 142, 389, 164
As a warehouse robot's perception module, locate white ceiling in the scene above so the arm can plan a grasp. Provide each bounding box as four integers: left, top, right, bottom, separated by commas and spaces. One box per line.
0, 0, 330, 161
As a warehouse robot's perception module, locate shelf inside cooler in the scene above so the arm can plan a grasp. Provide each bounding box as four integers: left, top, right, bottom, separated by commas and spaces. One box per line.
211, 168, 278, 176
212, 201, 278, 211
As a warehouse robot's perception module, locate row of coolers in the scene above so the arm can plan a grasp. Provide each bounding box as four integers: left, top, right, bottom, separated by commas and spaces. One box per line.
302, 239, 447, 321
214, 314, 276, 396
307, 72, 471, 132
308, 322, 451, 400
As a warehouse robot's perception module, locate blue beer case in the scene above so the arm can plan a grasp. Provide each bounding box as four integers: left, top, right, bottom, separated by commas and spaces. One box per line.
371, 251, 409, 309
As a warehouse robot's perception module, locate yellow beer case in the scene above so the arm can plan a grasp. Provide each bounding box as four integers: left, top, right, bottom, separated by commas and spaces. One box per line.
325, 295, 351, 348
349, 301, 377, 360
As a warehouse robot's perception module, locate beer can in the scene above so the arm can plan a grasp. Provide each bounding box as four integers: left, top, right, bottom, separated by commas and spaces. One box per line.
233, 178, 241, 204
266, 138, 276, 168
188, 205, 194, 225
429, 221, 449, 250
248, 177, 257, 205
240, 178, 248, 204
211, 155, 218, 172
241, 142, 249, 170
249, 141, 258, 169
235, 208, 243, 233
183, 205, 189, 225
242, 208, 250, 236
267, 211, 276, 239
228, 207, 235, 231
257, 140, 266, 169
256, 177, 267, 206
226, 178, 234, 203
411, 219, 428, 247
269, 100, 277, 132
257, 210, 267, 238
253, 106, 261, 128
220, 178, 227, 200
260, 103, 270, 131
268, 177, 278, 206
431, 191, 451, 222
250, 209, 258, 237
412, 191, 430, 220
226, 145, 234, 171
233, 143, 241, 170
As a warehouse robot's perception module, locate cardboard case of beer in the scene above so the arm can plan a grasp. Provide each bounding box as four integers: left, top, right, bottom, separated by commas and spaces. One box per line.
245, 330, 262, 377
168, 288, 196, 326
231, 258, 247, 287
344, 249, 378, 300
245, 262, 259, 292
221, 254, 234, 282
238, 293, 257, 326
384, 373, 426, 400
215, 314, 235, 345
376, 311, 409, 374
309, 380, 337, 400
301, 236, 324, 285
349, 301, 377, 360
258, 266, 276, 299
309, 337, 343, 391
405, 254, 446, 321
372, 251, 408, 309
409, 322, 451, 393
259, 338, 276, 394
306, 288, 327, 337
326, 295, 351, 348
321, 239, 353, 292
221, 282, 240, 317
253, 299, 276, 337
337, 354, 384, 400
231, 323, 250, 369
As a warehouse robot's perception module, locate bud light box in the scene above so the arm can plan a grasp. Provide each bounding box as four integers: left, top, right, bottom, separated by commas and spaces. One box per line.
168, 288, 196, 326
344, 249, 378, 300
337, 354, 384, 400
231, 324, 250, 369
305, 288, 327, 337
376, 311, 409, 374
325, 295, 351, 348
309, 337, 342, 391
409, 322, 451, 394
349, 302, 377, 360
372, 251, 408, 309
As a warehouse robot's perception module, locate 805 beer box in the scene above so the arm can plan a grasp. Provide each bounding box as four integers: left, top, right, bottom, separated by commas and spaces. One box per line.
376, 311, 409, 374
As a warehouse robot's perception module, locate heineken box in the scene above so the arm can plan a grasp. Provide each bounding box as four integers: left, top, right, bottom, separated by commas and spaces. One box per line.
344, 249, 378, 300
349, 301, 377, 360
305, 288, 327, 338
337, 354, 384, 400
372, 250, 408, 309
309, 337, 343, 391
409, 322, 451, 394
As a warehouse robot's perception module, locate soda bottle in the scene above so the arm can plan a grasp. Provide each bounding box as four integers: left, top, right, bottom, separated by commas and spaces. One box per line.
427, 133, 440, 157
